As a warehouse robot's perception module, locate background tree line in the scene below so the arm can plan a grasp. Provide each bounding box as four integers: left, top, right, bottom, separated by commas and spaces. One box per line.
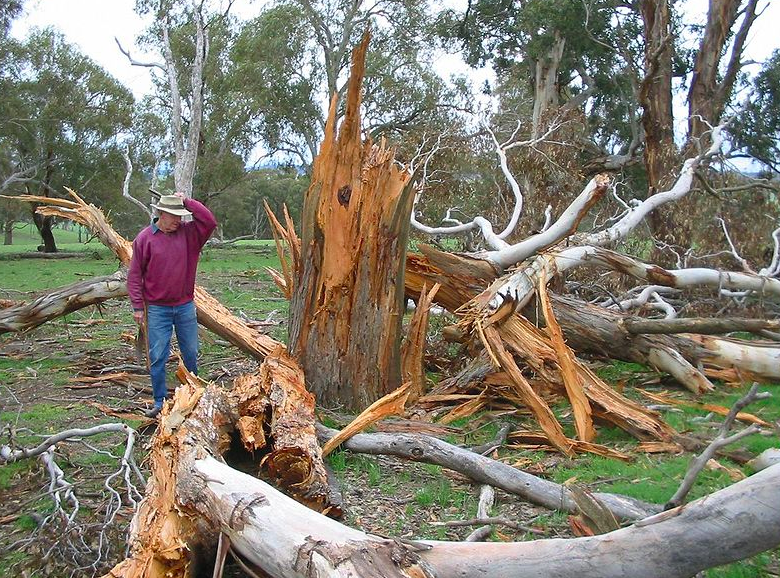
0, 0, 778, 261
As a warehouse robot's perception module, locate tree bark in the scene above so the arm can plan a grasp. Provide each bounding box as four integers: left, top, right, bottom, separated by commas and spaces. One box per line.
639, 0, 679, 254
287, 32, 415, 410
193, 450, 780, 578
532, 32, 565, 138
687, 0, 758, 141
0, 271, 127, 334
3, 216, 13, 245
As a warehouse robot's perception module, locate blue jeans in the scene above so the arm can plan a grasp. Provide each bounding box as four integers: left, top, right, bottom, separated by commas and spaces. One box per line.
147, 301, 198, 407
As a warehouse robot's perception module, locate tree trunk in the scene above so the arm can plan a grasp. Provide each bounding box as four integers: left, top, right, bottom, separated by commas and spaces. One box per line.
3, 217, 13, 245
29, 149, 59, 253
193, 455, 780, 578
532, 32, 565, 138
639, 0, 679, 255
687, 0, 757, 141
32, 212, 57, 253
287, 32, 414, 410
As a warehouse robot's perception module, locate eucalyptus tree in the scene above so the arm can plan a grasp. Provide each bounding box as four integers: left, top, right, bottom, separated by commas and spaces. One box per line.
730, 49, 780, 175
122, 0, 279, 208
436, 0, 770, 258
0, 28, 133, 251
121, 0, 228, 198
232, 0, 460, 166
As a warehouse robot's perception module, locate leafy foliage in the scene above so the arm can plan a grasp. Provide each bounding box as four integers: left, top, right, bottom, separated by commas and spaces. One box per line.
0, 28, 133, 248
731, 50, 780, 175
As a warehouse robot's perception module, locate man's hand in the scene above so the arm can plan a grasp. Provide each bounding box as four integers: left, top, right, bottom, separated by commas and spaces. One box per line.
133, 310, 145, 325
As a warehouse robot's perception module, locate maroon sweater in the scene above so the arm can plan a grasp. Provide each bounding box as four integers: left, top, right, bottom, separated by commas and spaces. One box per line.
127, 198, 217, 311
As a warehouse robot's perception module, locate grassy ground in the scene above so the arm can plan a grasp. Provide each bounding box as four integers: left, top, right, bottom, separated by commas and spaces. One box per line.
0, 236, 778, 577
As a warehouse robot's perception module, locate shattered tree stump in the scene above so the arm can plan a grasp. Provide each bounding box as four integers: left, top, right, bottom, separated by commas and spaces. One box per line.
275, 32, 416, 410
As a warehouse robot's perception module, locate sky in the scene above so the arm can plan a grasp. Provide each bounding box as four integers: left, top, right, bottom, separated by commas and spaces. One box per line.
10, 0, 780, 103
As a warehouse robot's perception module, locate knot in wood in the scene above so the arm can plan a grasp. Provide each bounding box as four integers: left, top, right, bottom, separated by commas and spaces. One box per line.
411, 447, 424, 458
337, 185, 352, 207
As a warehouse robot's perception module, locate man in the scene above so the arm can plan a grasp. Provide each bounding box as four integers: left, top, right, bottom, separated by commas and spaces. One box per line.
127, 193, 217, 418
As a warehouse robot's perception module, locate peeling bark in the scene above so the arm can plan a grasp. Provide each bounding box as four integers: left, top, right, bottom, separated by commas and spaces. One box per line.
0, 271, 127, 334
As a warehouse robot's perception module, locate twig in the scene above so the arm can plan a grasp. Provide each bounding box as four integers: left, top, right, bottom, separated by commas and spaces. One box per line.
469, 422, 513, 456
434, 515, 545, 536
465, 485, 495, 541
665, 383, 769, 510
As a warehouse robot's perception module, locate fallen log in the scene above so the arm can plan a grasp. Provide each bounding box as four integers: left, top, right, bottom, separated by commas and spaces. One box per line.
105, 364, 339, 577
232, 347, 340, 516
0, 271, 127, 334
405, 248, 676, 441
316, 424, 659, 521
621, 316, 780, 335
407, 246, 780, 386
194, 451, 780, 578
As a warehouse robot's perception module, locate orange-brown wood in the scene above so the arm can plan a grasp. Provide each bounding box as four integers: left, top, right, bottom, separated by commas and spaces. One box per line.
286, 32, 415, 409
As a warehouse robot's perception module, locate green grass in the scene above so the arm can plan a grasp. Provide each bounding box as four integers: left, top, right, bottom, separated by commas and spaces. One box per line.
0, 461, 33, 490
0, 403, 66, 432
593, 360, 655, 390
705, 551, 779, 577
0, 222, 91, 252
0, 252, 119, 293
0, 551, 28, 575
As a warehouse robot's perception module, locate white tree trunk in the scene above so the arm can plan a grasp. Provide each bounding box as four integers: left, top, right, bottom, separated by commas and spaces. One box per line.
195, 456, 780, 578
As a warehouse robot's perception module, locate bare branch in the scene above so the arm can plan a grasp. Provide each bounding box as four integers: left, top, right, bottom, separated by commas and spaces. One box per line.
114, 37, 166, 70
718, 217, 754, 273
121, 146, 152, 218
666, 383, 770, 509
485, 175, 610, 269
583, 123, 726, 247
1, 423, 136, 463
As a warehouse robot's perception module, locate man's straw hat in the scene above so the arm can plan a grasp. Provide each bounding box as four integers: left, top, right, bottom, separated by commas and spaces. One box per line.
152, 195, 192, 217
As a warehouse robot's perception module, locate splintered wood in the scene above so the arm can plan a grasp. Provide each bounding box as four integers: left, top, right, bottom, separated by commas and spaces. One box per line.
268, 32, 415, 410
538, 270, 596, 442
401, 283, 441, 405
105, 372, 216, 578
321, 381, 414, 457
233, 347, 340, 516
405, 246, 675, 447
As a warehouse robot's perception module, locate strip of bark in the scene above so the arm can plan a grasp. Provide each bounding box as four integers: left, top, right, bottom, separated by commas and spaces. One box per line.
482, 325, 574, 456
401, 283, 440, 405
